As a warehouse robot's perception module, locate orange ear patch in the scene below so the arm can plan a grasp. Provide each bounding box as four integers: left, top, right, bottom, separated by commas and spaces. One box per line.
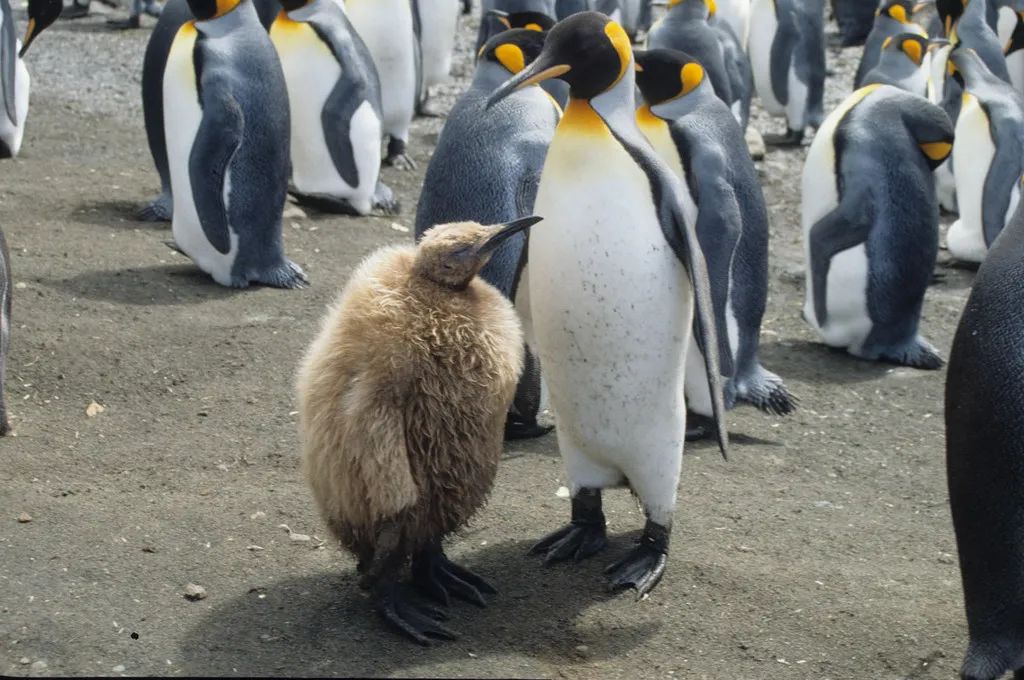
604, 21, 633, 87
494, 43, 526, 74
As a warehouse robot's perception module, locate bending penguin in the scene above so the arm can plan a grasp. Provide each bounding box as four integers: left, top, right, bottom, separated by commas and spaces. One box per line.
946, 47, 1024, 263
138, 0, 280, 222
802, 84, 953, 368
748, 0, 826, 145
346, 0, 419, 169
298, 217, 542, 645
634, 48, 796, 434
164, 0, 307, 289
1, 0, 62, 158
861, 32, 930, 95
487, 12, 728, 598
270, 0, 398, 216
946, 200, 1024, 680
415, 29, 560, 440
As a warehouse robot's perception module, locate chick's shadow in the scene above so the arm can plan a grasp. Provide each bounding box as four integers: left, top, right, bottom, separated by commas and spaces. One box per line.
179, 538, 660, 677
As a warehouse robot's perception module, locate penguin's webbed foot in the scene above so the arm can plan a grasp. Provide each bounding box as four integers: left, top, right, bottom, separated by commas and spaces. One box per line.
763, 128, 804, 147
504, 413, 553, 440
384, 138, 416, 171
137, 195, 172, 222
605, 520, 670, 599
373, 582, 457, 646
106, 14, 141, 28
530, 487, 608, 564
416, 96, 445, 118
685, 412, 716, 441
411, 545, 496, 608
372, 182, 401, 216
879, 340, 944, 370
255, 260, 309, 290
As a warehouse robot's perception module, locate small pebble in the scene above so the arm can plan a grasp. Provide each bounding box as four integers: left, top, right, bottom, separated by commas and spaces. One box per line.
17, 512, 32, 523
183, 583, 207, 601
112, 664, 125, 673
30, 660, 47, 672
19, 657, 29, 665
555, 486, 570, 499
575, 644, 589, 656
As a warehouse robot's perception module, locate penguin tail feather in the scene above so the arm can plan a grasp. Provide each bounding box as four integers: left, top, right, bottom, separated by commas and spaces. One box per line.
733, 366, 798, 416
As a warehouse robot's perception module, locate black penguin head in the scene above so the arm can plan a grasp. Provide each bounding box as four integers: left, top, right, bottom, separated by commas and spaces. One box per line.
881, 32, 928, 65
415, 217, 543, 290
666, 0, 715, 19
878, 0, 914, 23
479, 28, 548, 76
948, 45, 991, 87
20, 0, 63, 57
634, 49, 707, 105
495, 9, 556, 31
486, 12, 634, 106
278, 0, 307, 12
935, 0, 964, 36
187, 0, 243, 21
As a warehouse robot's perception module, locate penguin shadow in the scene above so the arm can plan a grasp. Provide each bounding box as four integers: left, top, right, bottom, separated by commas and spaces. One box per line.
42, 265, 239, 306
758, 340, 893, 386
178, 538, 660, 677
72, 200, 166, 230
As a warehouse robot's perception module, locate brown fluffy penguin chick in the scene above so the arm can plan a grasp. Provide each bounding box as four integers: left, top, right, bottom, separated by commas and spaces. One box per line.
296, 216, 542, 645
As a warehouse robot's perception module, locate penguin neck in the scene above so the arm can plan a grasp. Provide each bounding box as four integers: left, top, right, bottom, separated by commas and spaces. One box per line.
647, 81, 715, 120
196, 0, 252, 32
577, 67, 644, 142
287, 0, 326, 20
473, 61, 519, 93
668, 1, 708, 21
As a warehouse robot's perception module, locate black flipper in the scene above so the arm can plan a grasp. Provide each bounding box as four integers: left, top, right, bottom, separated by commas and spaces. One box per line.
981, 132, 1024, 248
808, 198, 875, 327
769, 1, 796, 107
1, 0, 17, 127
318, 66, 365, 189
188, 89, 244, 255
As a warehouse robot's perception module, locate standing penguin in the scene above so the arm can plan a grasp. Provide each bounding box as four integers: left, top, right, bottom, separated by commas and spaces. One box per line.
297, 217, 542, 644
715, 0, 749, 44
164, 0, 307, 289
748, 0, 826, 145
861, 32, 931, 95
138, 0, 280, 222
853, 0, 926, 89
634, 48, 796, 432
946, 47, 1024, 263
1, 0, 61, 158
415, 29, 559, 440
946, 201, 1024, 680
270, 0, 398, 216
487, 12, 728, 597
346, 0, 419, 169
478, 9, 570, 106
413, 0, 460, 115
941, 0, 1012, 81
802, 84, 953, 368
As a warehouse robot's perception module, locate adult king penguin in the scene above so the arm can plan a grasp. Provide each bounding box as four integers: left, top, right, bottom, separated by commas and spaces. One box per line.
1, 0, 61, 158
947, 201, 1024, 680
346, 0, 419, 169
487, 12, 728, 597
270, 0, 398, 216
415, 29, 559, 440
164, 0, 307, 289
802, 84, 953, 368
861, 32, 930, 95
853, 0, 926, 89
478, 9, 570, 107
946, 47, 1024, 264
634, 48, 796, 433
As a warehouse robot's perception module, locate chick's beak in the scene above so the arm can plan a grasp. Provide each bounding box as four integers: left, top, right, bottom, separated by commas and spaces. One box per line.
478, 216, 544, 254
486, 53, 571, 109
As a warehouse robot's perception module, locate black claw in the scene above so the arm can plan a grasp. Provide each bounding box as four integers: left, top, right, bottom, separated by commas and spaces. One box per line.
531, 488, 608, 564
374, 585, 459, 646
412, 546, 495, 608
605, 520, 670, 598
685, 412, 715, 441
504, 416, 554, 440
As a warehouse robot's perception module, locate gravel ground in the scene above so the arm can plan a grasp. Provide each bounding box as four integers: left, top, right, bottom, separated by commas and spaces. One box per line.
0, 4, 976, 679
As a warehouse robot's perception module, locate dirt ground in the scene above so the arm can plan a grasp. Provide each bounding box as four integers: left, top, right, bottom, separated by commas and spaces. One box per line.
0, 5, 980, 679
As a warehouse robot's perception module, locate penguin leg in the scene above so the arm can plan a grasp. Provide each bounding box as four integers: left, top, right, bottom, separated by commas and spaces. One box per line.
416, 91, 445, 118
605, 519, 670, 599
685, 412, 716, 441
384, 137, 417, 171
137, 191, 172, 222
372, 182, 401, 215
763, 128, 804, 147
106, 14, 141, 28
411, 541, 497, 608
530, 487, 609, 564
504, 345, 553, 441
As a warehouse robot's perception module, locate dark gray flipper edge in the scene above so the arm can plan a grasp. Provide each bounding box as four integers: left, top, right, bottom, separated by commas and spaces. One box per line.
808, 198, 875, 327
188, 89, 244, 254
981, 133, 1024, 248
1, 0, 17, 126
769, 2, 796, 106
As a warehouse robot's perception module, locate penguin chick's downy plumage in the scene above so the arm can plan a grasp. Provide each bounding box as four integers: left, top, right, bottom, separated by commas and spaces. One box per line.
297, 217, 541, 645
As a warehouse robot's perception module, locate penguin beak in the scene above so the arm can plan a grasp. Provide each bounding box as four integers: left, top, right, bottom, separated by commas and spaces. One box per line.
19, 19, 36, 58
478, 216, 544, 254
486, 8, 512, 28
486, 55, 571, 109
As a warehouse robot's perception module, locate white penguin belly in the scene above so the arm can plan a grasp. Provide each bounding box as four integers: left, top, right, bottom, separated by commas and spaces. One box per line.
0, 51, 29, 158
717, 0, 750, 45
749, 0, 784, 115
164, 23, 240, 285
948, 94, 995, 263
1008, 51, 1024, 98
346, 0, 416, 141
419, 0, 458, 89
785, 64, 807, 132
530, 126, 692, 489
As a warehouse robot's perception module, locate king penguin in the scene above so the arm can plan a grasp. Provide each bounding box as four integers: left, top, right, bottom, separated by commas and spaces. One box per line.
346, 0, 419, 169
476, 0, 554, 50
802, 84, 953, 368
940, 0, 1012, 82
853, 0, 926, 89
487, 11, 728, 598
416, 29, 559, 440
138, 0, 280, 222
0, 0, 61, 158
270, 0, 398, 216
946, 47, 1024, 263
413, 0, 460, 115
946, 200, 1024, 680
861, 32, 930, 95
634, 48, 796, 434
748, 0, 826, 145
164, 0, 307, 289
478, 9, 570, 106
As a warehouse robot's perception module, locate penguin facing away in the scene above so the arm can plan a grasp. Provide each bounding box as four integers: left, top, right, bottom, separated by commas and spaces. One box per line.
748, 0, 826, 145
487, 12, 728, 598
138, 0, 281, 222
415, 29, 559, 440
946, 200, 1024, 680
346, 0, 419, 169
946, 47, 1024, 263
164, 0, 307, 289
801, 84, 953, 368
270, 0, 398, 216
853, 0, 926, 89
0, 0, 61, 158
297, 217, 542, 645
634, 48, 797, 427
861, 32, 931, 95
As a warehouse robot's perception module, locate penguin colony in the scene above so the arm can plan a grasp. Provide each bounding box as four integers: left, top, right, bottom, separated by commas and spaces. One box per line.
2, 0, 1024, 671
